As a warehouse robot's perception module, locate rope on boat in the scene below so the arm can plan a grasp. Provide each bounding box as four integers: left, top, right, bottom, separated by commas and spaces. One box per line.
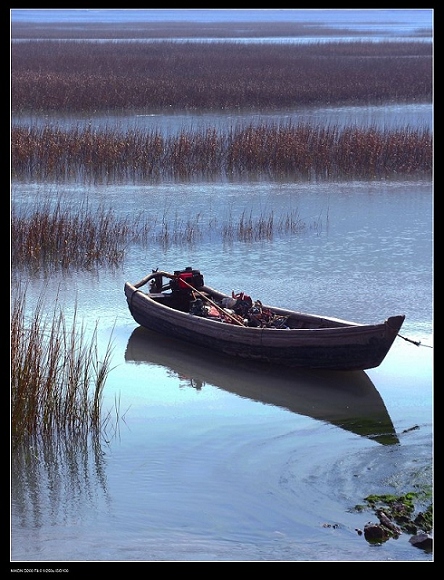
397, 334, 433, 348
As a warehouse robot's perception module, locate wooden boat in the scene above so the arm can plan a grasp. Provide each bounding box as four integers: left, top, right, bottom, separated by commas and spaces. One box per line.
125, 326, 399, 445
124, 267, 405, 371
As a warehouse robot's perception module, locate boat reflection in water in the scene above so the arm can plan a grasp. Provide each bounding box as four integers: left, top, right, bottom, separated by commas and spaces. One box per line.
125, 326, 398, 445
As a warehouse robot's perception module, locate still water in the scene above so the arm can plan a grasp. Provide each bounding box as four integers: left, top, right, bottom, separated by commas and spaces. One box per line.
11, 176, 432, 562
13, 102, 432, 135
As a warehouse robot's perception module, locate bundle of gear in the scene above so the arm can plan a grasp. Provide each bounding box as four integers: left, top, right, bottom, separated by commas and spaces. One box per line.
189, 291, 289, 329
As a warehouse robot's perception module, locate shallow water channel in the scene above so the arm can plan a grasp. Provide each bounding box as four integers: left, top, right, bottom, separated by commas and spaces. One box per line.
11, 173, 433, 562
13, 102, 432, 135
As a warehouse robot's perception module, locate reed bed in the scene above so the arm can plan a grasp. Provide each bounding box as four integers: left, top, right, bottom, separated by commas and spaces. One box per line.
11, 284, 115, 442
11, 122, 432, 183
11, 199, 131, 270
225, 208, 314, 242
11, 198, 324, 270
11, 40, 432, 113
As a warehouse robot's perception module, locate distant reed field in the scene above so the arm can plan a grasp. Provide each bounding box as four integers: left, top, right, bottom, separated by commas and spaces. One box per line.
11, 20, 432, 40
11, 40, 432, 113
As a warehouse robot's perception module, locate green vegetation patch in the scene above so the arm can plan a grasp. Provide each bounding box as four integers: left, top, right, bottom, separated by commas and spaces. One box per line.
353, 489, 433, 540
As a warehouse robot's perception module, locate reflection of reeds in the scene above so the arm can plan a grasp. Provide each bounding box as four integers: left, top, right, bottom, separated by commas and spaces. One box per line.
11, 122, 432, 182
11, 284, 114, 441
11, 430, 110, 529
11, 40, 432, 112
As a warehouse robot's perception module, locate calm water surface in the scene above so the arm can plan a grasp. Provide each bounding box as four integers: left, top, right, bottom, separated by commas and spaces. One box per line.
13, 102, 432, 135
11, 177, 432, 562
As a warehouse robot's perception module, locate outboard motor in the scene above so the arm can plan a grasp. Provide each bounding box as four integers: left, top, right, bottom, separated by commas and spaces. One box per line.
170, 267, 204, 293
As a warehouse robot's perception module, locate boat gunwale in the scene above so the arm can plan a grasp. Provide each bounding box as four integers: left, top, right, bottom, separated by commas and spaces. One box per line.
124, 279, 404, 336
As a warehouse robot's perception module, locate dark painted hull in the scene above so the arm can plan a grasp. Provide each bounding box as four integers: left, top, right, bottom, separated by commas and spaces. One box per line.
124, 277, 405, 371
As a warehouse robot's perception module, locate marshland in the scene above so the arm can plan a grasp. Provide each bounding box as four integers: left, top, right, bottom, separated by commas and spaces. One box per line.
11, 10, 433, 563
11, 122, 432, 182
11, 39, 432, 112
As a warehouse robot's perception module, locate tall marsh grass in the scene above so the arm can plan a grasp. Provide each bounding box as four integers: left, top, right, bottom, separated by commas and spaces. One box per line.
11, 122, 432, 183
11, 199, 130, 270
11, 284, 115, 442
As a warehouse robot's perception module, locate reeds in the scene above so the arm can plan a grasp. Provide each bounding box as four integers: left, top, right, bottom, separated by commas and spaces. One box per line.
11, 122, 432, 183
11, 197, 325, 270
11, 199, 130, 270
225, 208, 312, 242
11, 283, 115, 442
11, 40, 432, 113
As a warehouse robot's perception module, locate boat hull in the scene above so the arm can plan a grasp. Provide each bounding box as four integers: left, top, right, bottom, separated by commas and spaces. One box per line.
124, 281, 405, 371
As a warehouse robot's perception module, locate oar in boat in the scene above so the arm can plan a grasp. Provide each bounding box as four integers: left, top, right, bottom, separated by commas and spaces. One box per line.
134, 270, 246, 327
171, 274, 246, 327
